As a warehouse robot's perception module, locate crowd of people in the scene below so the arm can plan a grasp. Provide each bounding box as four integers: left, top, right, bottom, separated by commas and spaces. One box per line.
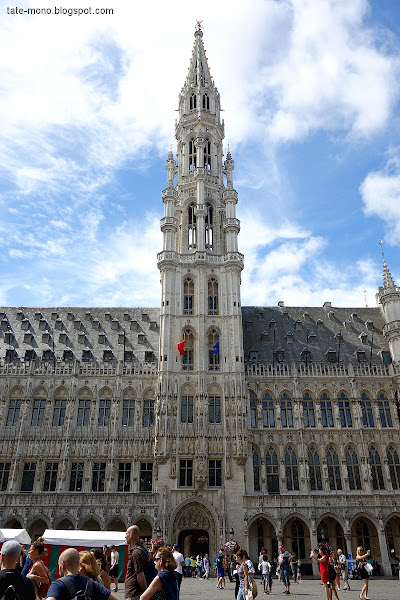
0, 528, 399, 600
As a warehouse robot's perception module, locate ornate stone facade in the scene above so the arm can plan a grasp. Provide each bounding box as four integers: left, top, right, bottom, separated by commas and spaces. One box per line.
0, 25, 399, 576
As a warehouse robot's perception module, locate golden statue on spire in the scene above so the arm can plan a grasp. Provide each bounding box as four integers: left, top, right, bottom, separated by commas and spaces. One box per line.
196, 20, 203, 31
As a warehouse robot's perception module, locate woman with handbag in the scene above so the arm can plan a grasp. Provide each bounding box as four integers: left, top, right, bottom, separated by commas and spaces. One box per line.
236, 549, 250, 600
26, 538, 51, 600
356, 547, 371, 600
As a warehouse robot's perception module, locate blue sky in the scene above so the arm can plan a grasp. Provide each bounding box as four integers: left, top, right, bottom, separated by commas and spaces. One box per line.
0, 0, 400, 308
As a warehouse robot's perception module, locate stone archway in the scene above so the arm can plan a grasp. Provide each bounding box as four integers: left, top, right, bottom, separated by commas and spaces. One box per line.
3, 517, 22, 528
171, 501, 217, 558
248, 517, 277, 563
27, 518, 48, 541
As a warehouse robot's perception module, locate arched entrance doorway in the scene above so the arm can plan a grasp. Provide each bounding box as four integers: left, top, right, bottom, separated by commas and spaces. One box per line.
178, 529, 209, 557
171, 501, 217, 559
248, 517, 277, 563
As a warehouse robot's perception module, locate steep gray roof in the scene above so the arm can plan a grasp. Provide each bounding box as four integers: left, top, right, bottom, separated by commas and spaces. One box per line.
242, 304, 389, 366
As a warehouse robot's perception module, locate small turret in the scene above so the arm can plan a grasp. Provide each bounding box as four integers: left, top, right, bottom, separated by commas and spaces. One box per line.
377, 256, 400, 362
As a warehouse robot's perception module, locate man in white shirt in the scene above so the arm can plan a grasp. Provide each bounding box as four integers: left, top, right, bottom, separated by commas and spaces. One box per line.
109, 544, 119, 592
172, 544, 185, 591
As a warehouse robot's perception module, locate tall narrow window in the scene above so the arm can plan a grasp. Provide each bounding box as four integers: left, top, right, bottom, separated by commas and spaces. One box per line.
43, 462, 58, 492
188, 139, 197, 171
360, 393, 375, 427
250, 393, 257, 428
302, 393, 316, 427
308, 446, 322, 491
6, 398, 21, 426
377, 393, 393, 427
21, 462, 36, 492
208, 328, 220, 371
209, 396, 221, 423
338, 392, 353, 427
320, 393, 334, 427
327, 446, 342, 490
179, 459, 193, 487
266, 447, 279, 494
205, 202, 213, 249
280, 393, 293, 428
209, 459, 222, 486
202, 93, 210, 110
208, 278, 218, 315
317, 521, 329, 544
118, 462, 131, 492
140, 462, 153, 491
356, 519, 370, 550
387, 446, 400, 489
98, 395, 111, 427
69, 462, 84, 492
52, 398, 66, 426
189, 94, 197, 110
182, 329, 194, 371
285, 447, 299, 491
253, 451, 260, 491
181, 396, 194, 423
31, 399, 46, 426
345, 447, 362, 490
77, 398, 90, 426
188, 204, 196, 249
122, 391, 135, 427
291, 520, 305, 559
183, 277, 194, 315
0, 463, 11, 492
262, 393, 275, 428
143, 399, 155, 427
92, 462, 106, 492
369, 446, 385, 490
204, 138, 211, 171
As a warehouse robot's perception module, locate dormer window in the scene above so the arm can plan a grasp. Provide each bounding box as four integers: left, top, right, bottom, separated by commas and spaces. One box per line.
5, 348, 17, 362
286, 332, 294, 344
365, 319, 373, 331
316, 319, 323, 330
326, 348, 337, 363
188, 139, 197, 172
63, 350, 74, 362
275, 348, 284, 362
189, 93, 196, 110
301, 348, 311, 363
356, 349, 367, 363
202, 93, 210, 110
260, 331, 269, 343
249, 351, 259, 362
188, 203, 196, 249
204, 138, 211, 171
359, 332, 368, 344
205, 202, 213, 249
294, 319, 302, 330
308, 332, 317, 344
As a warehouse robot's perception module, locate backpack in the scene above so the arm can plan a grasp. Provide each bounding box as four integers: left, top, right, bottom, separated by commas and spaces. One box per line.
137, 547, 157, 586
1, 585, 20, 600
60, 576, 94, 600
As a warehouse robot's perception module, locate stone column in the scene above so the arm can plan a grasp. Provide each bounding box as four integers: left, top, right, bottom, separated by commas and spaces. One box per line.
310, 521, 320, 577
377, 518, 391, 576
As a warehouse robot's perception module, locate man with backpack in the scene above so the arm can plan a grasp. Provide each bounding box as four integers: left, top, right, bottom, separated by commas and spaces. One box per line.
124, 525, 149, 600
46, 548, 119, 600
0, 540, 36, 600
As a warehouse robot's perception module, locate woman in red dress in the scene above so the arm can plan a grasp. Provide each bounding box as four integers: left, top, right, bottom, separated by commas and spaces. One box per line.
311, 547, 330, 600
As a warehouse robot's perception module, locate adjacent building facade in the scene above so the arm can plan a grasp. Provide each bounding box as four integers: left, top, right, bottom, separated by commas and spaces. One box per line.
0, 26, 400, 576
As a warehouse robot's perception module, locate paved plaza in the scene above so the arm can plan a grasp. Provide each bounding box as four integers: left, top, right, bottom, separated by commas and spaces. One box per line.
113, 575, 399, 600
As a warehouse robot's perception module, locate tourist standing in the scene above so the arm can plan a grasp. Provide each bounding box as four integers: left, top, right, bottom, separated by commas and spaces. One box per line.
0, 540, 35, 600
109, 544, 119, 592
278, 544, 292, 595
337, 549, 349, 590
356, 546, 371, 600
26, 537, 51, 599
258, 553, 271, 593
391, 549, 400, 580
139, 546, 178, 600
125, 525, 148, 600
236, 549, 250, 600
172, 544, 184, 590
311, 547, 330, 600
203, 554, 210, 579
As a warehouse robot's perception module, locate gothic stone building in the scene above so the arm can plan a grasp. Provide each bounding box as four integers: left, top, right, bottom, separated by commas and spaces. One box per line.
0, 27, 400, 576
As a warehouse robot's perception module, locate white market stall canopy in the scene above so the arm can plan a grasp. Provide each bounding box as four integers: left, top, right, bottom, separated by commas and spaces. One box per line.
0, 529, 31, 545
42, 529, 127, 547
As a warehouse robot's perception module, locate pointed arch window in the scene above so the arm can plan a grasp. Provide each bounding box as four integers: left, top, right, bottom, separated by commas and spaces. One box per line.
356, 519, 370, 550
291, 519, 305, 559
338, 392, 353, 427
205, 202, 214, 249
369, 446, 385, 490
98, 389, 111, 427
189, 94, 197, 110
302, 392, 316, 427
262, 392, 275, 428
208, 328, 220, 371
183, 277, 194, 315
320, 392, 334, 427
182, 328, 194, 371
377, 392, 393, 427
31, 397, 46, 427
387, 445, 400, 489
77, 398, 91, 426
181, 396, 194, 424
308, 446, 322, 491
345, 447, 362, 490
208, 395, 221, 423
202, 93, 210, 110
327, 446, 342, 490
7, 389, 22, 426
188, 139, 197, 172
266, 446, 279, 494
285, 447, 299, 491
253, 451, 260, 491
188, 203, 197, 249
122, 389, 135, 427
204, 138, 212, 171
208, 277, 218, 315
250, 393, 257, 429
280, 392, 293, 428
143, 397, 155, 427
360, 392, 374, 427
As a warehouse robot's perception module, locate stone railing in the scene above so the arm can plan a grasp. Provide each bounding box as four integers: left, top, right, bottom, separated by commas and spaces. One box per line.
0, 360, 159, 377
245, 361, 393, 378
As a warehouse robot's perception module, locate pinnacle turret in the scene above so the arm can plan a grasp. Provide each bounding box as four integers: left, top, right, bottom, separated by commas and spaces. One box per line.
383, 258, 396, 289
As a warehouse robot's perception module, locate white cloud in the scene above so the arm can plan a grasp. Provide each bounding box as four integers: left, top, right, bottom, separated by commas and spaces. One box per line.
360, 155, 400, 243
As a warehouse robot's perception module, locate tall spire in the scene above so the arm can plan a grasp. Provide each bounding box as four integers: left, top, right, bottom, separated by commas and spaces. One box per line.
185, 22, 215, 91
380, 238, 397, 289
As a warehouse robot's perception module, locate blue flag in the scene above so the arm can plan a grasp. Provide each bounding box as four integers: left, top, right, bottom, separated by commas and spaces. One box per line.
212, 337, 220, 355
